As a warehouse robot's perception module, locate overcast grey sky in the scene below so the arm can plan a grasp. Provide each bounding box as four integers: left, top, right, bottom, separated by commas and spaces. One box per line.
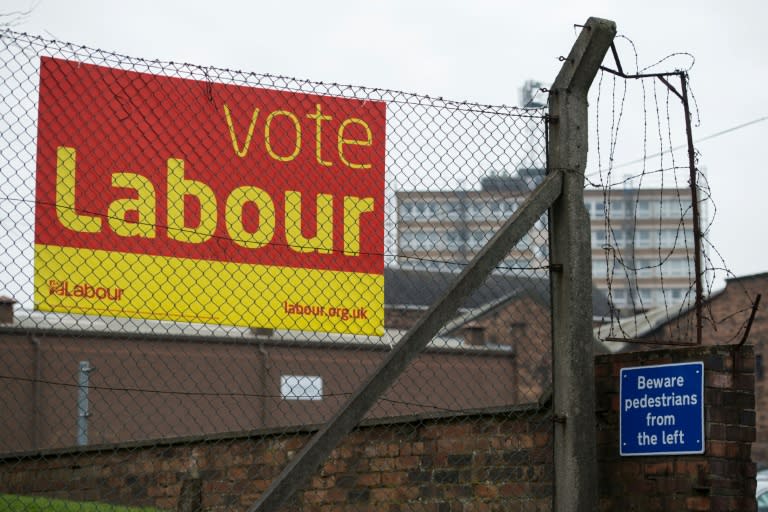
4, 0, 767, 282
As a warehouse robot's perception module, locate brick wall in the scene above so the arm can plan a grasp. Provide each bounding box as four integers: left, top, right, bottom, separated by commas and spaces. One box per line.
596, 345, 756, 511
384, 306, 425, 331
456, 296, 551, 403
0, 408, 554, 511
646, 272, 768, 464
0, 332, 517, 453
0, 344, 756, 511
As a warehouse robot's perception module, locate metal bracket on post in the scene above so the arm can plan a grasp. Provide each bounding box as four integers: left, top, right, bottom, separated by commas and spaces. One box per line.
548, 17, 616, 512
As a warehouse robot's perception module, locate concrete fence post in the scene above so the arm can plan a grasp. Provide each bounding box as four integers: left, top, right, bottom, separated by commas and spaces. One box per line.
547, 17, 616, 512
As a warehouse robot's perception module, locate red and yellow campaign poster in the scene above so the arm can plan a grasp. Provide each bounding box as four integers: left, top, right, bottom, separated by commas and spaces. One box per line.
33, 57, 385, 335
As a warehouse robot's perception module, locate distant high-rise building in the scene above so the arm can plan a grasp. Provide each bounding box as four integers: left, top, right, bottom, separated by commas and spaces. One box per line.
395, 170, 698, 315
586, 186, 697, 315
395, 169, 548, 274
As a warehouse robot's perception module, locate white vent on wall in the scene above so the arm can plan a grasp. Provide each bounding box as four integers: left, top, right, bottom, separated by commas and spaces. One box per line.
280, 375, 323, 401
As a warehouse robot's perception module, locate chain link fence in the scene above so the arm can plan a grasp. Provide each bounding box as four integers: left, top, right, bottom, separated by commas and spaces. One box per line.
0, 30, 553, 510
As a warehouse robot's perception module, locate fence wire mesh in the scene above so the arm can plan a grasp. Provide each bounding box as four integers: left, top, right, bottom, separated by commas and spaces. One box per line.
0, 31, 553, 510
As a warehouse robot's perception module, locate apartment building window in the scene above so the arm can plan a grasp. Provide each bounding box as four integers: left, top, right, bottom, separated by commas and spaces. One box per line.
515, 233, 533, 251
590, 201, 605, 218
399, 232, 412, 250
439, 201, 455, 218
661, 198, 695, 218
399, 200, 442, 220
660, 229, 679, 247
592, 258, 615, 276
466, 201, 482, 220
662, 258, 689, 277
467, 200, 499, 222
610, 202, 627, 219
680, 199, 693, 218
399, 202, 409, 219
668, 288, 686, 301
399, 231, 424, 250
592, 260, 603, 276
591, 230, 605, 248
635, 230, 652, 248
444, 230, 464, 251
399, 200, 424, 220
499, 199, 519, 215
634, 259, 656, 278
636, 200, 651, 219
486, 200, 500, 218
445, 200, 462, 220
659, 229, 695, 248
412, 201, 426, 219
611, 229, 629, 245
612, 288, 627, 304
428, 231, 445, 250
661, 199, 676, 217
469, 230, 493, 249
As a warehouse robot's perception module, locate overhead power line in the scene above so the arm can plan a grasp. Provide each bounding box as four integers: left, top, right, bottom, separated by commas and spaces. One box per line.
609, 115, 768, 171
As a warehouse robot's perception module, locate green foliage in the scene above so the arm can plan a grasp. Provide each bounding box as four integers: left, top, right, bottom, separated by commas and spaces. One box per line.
0, 494, 164, 512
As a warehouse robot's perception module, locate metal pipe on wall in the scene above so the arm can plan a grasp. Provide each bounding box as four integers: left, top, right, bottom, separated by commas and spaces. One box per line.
28, 336, 41, 450
76, 360, 95, 446
258, 343, 269, 428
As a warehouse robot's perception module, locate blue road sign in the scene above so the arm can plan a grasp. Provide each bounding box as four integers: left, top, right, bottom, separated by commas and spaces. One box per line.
620, 361, 704, 456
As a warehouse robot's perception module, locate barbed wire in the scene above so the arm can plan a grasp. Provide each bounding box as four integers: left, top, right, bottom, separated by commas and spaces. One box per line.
591, 34, 756, 345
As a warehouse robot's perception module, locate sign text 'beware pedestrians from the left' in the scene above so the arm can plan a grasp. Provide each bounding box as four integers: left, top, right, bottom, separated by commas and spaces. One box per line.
620, 361, 704, 456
